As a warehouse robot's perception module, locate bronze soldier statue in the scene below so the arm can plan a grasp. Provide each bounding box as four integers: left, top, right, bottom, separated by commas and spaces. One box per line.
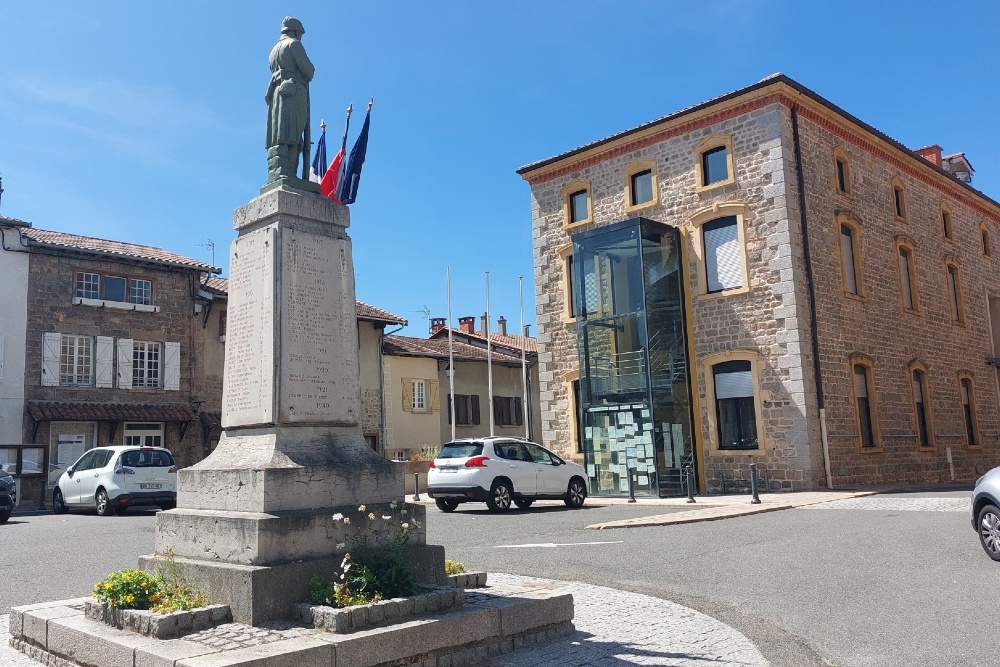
265, 17, 315, 184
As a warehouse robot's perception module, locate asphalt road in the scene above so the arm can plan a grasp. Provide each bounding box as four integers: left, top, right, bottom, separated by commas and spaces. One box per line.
1, 493, 994, 667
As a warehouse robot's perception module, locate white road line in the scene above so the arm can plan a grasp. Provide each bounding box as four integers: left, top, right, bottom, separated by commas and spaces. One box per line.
495, 541, 624, 548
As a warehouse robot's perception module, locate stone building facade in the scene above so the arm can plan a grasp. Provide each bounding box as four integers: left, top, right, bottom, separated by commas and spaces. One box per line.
0, 218, 223, 506
518, 73, 1000, 495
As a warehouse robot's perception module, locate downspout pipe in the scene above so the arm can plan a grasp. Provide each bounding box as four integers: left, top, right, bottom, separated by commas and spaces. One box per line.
791, 104, 833, 490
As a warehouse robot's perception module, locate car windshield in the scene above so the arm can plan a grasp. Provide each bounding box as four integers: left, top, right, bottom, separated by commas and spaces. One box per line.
119, 450, 175, 468
436, 443, 483, 459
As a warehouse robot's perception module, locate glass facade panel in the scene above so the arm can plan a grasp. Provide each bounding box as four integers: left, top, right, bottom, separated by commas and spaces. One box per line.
574, 219, 695, 497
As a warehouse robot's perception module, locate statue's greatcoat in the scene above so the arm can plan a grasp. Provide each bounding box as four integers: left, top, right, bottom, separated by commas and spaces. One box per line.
265, 35, 315, 150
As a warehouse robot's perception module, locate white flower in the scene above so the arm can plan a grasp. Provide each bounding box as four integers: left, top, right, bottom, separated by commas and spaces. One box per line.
390, 501, 398, 510
336, 542, 345, 550
401, 522, 409, 530
343, 517, 351, 525
368, 512, 376, 520
382, 514, 392, 520
331, 513, 344, 522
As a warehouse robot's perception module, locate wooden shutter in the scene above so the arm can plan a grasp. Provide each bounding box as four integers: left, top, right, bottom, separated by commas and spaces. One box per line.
471, 395, 481, 425
514, 397, 524, 427
401, 378, 412, 412
94, 336, 114, 388
164, 341, 180, 390
41, 332, 61, 386
117, 338, 134, 388
430, 381, 440, 411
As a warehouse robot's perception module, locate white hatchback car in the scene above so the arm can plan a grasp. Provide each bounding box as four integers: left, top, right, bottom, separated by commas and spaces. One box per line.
427, 437, 589, 513
52, 446, 178, 516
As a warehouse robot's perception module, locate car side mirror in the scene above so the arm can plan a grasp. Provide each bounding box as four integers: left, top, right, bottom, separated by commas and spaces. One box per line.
66, 466, 74, 477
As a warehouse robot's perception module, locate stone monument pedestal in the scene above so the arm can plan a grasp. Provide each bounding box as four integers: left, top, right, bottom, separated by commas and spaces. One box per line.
143, 187, 443, 624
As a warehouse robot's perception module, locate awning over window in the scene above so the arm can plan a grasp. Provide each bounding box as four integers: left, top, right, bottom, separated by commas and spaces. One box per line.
26, 401, 198, 423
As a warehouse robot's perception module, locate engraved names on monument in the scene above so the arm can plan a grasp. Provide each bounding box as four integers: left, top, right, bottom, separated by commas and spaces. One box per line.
222, 227, 276, 427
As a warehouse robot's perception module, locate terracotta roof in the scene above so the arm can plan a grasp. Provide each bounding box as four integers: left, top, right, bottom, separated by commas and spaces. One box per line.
19, 227, 220, 273
203, 276, 229, 295
384, 335, 523, 364
429, 328, 537, 354
356, 301, 407, 325
0, 214, 31, 228
26, 401, 198, 422
198, 411, 222, 430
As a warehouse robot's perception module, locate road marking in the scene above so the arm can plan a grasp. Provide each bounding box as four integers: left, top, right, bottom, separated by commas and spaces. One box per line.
495, 540, 624, 548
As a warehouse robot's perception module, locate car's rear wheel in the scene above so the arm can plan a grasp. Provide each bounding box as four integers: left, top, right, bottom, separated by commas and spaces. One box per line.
486, 480, 513, 512
95, 489, 114, 517
513, 499, 534, 509
52, 488, 69, 514
435, 498, 459, 513
978, 504, 1000, 561
114, 505, 129, 516
0, 509, 9, 524
564, 478, 587, 508
160, 501, 176, 511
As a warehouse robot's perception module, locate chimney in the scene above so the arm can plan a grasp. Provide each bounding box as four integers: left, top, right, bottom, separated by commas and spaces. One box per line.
430, 317, 446, 335
497, 316, 507, 336
480, 312, 489, 335
915, 145, 943, 168
523, 324, 531, 337
458, 316, 475, 334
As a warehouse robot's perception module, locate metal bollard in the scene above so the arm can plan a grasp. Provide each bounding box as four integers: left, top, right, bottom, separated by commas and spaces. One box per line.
627, 467, 636, 503
685, 465, 696, 504
749, 463, 761, 504
412, 473, 421, 502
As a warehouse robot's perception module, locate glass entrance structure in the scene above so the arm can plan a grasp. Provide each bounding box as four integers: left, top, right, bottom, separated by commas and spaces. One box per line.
573, 218, 696, 497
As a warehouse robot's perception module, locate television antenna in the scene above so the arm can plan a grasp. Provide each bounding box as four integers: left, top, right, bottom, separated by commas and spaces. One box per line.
194, 239, 215, 268
409, 305, 431, 332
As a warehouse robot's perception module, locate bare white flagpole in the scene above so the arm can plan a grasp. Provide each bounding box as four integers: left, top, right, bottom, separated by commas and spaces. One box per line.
447, 267, 456, 442
486, 271, 494, 437
519, 276, 529, 440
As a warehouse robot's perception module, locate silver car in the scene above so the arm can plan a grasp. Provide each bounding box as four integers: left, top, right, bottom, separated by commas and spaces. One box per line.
972, 466, 1000, 561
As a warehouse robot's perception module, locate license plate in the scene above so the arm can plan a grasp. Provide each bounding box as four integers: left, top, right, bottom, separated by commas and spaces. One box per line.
441, 466, 459, 473
140, 483, 163, 490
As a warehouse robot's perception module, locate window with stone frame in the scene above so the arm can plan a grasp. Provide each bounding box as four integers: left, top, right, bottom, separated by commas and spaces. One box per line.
629, 170, 654, 207
891, 179, 908, 220
562, 179, 593, 228
960, 376, 979, 446
853, 362, 877, 448
569, 190, 589, 224
60, 335, 93, 386
493, 396, 524, 427
940, 206, 953, 241
945, 260, 964, 324
693, 135, 735, 191
833, 148, 852, 196
911, 367, 932, 448
132, 341, 162, 388
982, 225, 992, 258
840, 222, 861, 297
447, 393, 480, 426
703, 216, 743, 293
897, 242, 919, 311
712, 360, 758, 450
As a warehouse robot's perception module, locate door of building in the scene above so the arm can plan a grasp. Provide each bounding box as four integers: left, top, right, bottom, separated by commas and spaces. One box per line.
123, 422, 164, 447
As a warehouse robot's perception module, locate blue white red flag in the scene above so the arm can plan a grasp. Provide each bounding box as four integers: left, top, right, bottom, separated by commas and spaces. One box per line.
338, 102, 371, 205
309, 130, 327, 184
322, 108, 352, 202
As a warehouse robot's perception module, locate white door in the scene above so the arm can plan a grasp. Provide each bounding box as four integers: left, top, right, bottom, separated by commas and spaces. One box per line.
123, 422, 164, 448
64, 450, 96, 504
78, 449, 112, 506
525, 443, 566, 494
494, 441, 536, 495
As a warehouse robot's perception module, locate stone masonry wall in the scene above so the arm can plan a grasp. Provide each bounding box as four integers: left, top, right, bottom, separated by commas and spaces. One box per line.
22, 251, 211, 472
529, 103, 822, 492
796, 111, 1000, 485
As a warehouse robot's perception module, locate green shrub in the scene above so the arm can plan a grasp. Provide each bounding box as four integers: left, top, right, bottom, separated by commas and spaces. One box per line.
150, 548, 209, 613
93, 569, 162, 610
444, 560, 466, 576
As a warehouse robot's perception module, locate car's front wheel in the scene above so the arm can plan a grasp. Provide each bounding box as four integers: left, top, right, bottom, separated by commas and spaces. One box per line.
978, 503, 1000, 561
52, 488, 69, 514
435, 498, 459, 513
564, 478, 587, 509
95, 489, 114, 517
486, 480, 513, 512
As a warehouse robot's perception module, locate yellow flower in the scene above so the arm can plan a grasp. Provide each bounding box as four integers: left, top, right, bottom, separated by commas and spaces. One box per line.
125, 595, 135, 604
343, 517, 351, 524
368, 512, 375, 520
358, 504, 366, 512
105, 583, 113, 590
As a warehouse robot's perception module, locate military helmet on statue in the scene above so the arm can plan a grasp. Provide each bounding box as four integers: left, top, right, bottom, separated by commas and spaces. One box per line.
280, 16, 305, 35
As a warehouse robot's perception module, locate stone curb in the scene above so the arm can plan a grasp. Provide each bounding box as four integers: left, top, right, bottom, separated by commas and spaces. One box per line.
83, 600, 232, 639
585, 491, 877, 529
291, 585, 465, 633
444, 571, 487, 589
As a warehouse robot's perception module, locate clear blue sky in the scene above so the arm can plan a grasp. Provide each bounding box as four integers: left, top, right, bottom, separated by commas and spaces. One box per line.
1, 2, 997, 337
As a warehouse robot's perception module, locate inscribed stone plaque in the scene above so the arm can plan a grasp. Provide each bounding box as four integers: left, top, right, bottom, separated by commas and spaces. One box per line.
278, 226, 360, 424
222, 227, 277, 427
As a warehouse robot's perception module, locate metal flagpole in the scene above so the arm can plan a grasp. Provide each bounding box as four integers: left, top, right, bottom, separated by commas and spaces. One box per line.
447, 267, 456, 442
486, 271, 494, 437
519, 276, 529, 440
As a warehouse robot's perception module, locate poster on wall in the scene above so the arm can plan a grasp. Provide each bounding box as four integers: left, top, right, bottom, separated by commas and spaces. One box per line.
57, 435, 86, 467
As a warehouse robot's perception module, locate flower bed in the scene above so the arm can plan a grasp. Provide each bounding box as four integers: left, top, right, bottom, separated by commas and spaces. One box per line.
445, 572, 488, 589
292, 584, 464, 633
84, 600, 231, 638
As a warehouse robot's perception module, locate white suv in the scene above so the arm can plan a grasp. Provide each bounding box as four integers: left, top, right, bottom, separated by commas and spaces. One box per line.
52, 446, 178, 516
427, 437, 589, 513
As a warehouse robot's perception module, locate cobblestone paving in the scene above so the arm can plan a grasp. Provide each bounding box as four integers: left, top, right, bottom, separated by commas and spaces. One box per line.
797, 496, 969, 512
486, 574, 769, 667
182, 620, 313, 650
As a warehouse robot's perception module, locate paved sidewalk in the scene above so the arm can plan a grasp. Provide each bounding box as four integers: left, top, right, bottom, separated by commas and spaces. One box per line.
584, 490, 876, 529
2, 574, 770, 667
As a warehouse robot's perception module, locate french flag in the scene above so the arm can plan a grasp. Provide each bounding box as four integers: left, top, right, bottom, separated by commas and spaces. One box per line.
309, 129, 328, 185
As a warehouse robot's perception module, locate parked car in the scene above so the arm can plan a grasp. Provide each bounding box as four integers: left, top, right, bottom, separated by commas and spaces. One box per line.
973, 466, 1000, 561
427, 437, 589, 513
52, 446, 178, 516
0, 471, 15, 523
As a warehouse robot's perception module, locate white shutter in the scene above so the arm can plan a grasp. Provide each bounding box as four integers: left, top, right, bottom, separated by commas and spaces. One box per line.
841, 227, 857, 295
95, 336, 114, 388
704, 218, 742, 292
0, 333, 4, 383
164, 341, 180, 391
714, 369, 754, 399
41, 332, 61, 386
117, 338, 134, 388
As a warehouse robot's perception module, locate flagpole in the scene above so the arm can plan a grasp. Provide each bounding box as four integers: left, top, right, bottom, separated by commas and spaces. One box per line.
447, 267, 456, 442
486, 271, 494, 437
519, 276, 529, 440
